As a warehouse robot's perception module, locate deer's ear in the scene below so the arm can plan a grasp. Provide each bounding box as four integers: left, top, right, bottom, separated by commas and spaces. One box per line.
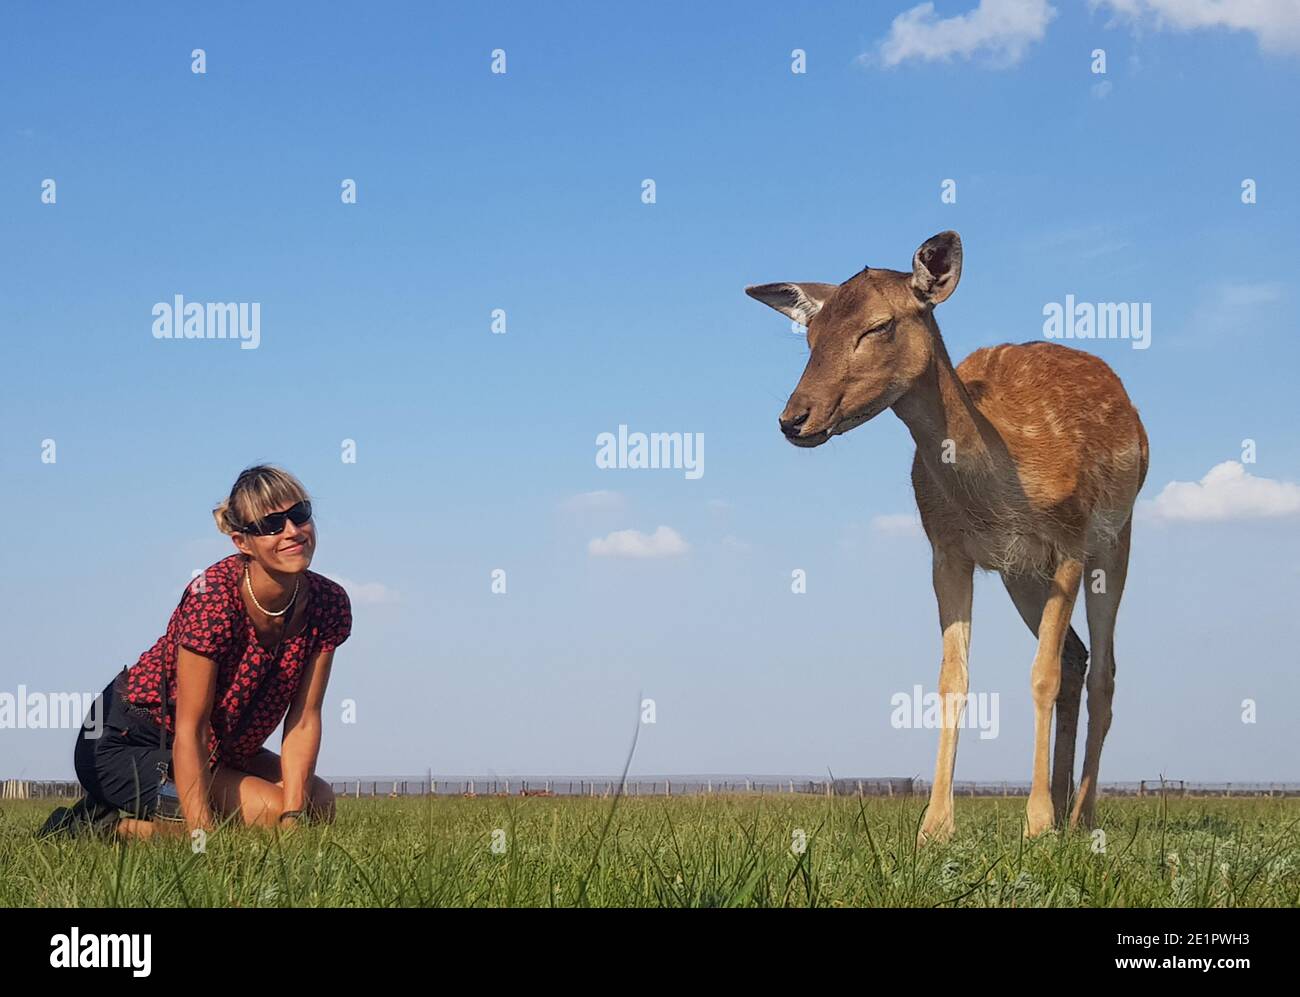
744, 282, 837, 328
911, 231, 962, 305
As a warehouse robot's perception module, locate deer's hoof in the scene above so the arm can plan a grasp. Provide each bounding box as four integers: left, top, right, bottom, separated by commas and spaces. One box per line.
917, 818, 955, 847
1024, 801, 1056, 839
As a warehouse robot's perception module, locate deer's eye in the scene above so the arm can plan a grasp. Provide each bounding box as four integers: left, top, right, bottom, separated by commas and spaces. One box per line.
855, 320, 894, 347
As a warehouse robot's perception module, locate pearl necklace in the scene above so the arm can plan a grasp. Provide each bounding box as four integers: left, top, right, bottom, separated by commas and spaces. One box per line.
245, 563, 299, 618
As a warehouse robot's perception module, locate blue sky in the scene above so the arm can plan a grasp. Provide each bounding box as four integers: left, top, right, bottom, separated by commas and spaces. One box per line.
2, 1, 1298, 784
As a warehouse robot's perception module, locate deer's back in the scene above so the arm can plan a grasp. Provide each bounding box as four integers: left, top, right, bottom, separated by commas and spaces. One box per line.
916, 342, 1148, 575
958, 341, 1147, 497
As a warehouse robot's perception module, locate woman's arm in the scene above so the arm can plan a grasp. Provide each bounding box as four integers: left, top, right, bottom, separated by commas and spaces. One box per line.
280, 648, 335, 819
173, 647, 219, 831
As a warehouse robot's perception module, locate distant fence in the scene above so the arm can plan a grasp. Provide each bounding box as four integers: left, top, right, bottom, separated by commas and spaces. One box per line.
5, 778, 1298, 802
2, 780, 81, 800
321, 777, 1300, 799
324, 777, 918, 798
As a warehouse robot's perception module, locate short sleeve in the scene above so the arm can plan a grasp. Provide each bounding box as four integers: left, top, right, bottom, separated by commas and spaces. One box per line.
317, 582, 352, 654
176, 571, 239, 660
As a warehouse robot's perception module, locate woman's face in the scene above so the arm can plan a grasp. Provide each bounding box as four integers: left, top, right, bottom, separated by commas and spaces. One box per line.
233, 500, 316, 574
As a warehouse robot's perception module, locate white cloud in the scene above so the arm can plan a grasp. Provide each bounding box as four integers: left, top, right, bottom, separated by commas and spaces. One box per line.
1139, 461, 1300, 522
1212, 282, 1286, 309
1094, 0, 1300, 55
588, 526, 690, 558
874, 0, 1057, 67
560, 490, 626, 514
1091, 79, 1114, 98
871, 512, 926, 536
1184, 281, 1288, 342
1028, 222, 1132, 260
323, 574, 399, 604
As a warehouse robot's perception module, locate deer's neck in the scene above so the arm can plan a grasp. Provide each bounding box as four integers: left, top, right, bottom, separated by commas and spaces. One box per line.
891, 325, 991, 475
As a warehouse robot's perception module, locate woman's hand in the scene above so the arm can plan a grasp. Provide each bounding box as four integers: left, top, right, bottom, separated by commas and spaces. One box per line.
277, 809, 304, 831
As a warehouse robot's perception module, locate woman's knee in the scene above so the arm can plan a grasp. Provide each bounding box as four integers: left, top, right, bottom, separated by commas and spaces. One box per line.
211, 767, 284, 826
239, 783, 284, 826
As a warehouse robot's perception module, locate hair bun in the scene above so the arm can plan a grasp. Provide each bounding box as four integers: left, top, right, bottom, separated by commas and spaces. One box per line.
213, 498, 234, 535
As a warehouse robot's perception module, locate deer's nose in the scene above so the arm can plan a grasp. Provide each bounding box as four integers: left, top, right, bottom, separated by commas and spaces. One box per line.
780, 409, 810, 438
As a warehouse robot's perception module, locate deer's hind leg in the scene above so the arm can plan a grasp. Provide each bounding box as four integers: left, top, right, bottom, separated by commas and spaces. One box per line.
1071, 518, 1132, 830
1022, 558, 1084, 838
1002, 573, 1089, 826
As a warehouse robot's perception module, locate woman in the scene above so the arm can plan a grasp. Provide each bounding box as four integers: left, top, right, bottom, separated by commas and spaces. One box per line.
39, 465, 351, 840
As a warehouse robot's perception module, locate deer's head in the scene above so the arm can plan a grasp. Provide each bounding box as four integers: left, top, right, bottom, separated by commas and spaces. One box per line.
746, 231, 962, 447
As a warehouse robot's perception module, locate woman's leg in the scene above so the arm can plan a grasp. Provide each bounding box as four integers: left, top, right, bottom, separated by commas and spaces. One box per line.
58, 676, 167, 840
116, 767, 285, 836
117, 817, 185, 840
224, 748, 336, 823
116, 754, 333, 835
209, 764, 289, 827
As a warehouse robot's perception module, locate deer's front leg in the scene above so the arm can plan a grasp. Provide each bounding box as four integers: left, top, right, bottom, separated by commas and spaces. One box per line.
918, 545, 973, 846
1026, 557, 1084, 838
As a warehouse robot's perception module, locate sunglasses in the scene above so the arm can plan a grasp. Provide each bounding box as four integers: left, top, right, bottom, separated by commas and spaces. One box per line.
239, 500, 313, 537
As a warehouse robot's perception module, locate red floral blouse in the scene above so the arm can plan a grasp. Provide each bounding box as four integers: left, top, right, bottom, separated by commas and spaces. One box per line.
120, 554, 351, 767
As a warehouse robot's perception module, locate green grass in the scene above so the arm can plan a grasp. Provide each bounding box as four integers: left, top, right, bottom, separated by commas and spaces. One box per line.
2, 795, 1297, 907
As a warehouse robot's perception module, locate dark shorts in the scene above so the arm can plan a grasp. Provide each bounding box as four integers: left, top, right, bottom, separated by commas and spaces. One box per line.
74, 672, 182, 820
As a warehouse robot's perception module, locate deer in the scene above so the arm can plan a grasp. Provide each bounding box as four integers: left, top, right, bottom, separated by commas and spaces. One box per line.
746, 232, 1148, 843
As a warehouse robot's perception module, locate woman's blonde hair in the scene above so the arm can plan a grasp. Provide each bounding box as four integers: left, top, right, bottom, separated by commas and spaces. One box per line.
213, 465, 311, 536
